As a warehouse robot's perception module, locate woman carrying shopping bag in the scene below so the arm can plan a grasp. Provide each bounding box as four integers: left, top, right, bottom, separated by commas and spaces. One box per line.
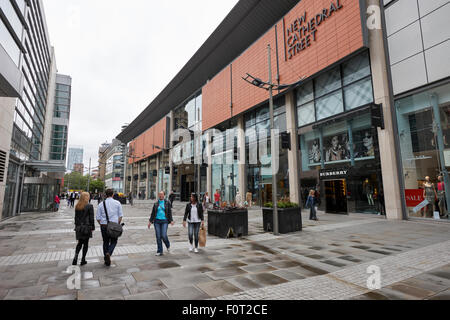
306, 190, 319, 221
183, 193, 205, 253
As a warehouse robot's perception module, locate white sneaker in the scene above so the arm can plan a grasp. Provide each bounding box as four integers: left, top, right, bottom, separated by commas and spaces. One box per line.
189, 244, 193, 252
194, 248, 199, 253
166, 248, 171, 254
155, 253, 162, 256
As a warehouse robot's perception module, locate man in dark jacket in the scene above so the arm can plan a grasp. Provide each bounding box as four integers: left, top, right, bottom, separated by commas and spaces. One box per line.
169, 191, 176, 208
148, 191, 174, 256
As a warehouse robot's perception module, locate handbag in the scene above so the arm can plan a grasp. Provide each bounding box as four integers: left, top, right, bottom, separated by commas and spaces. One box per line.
104, 201, 123, 239
199, 225, 207, 248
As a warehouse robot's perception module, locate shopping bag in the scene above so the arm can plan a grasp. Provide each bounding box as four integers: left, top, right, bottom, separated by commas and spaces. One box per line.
199, 226, 207, 247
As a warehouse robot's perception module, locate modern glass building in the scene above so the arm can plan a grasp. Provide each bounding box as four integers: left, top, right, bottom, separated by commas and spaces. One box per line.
117, 0, 449, 224
1, 0, 70, 219
50, 74, 71, 161
67, 147, 83, 172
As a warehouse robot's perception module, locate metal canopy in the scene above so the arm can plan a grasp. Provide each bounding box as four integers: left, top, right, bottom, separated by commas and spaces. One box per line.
116, 0, 301, 144
26, 161, 66, 173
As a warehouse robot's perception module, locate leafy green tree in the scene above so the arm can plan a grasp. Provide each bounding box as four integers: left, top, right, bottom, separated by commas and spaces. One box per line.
89, 179, 105, 193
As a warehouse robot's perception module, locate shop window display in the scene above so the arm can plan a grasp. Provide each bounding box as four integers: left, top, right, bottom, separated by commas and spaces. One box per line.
396, 82, 450, 220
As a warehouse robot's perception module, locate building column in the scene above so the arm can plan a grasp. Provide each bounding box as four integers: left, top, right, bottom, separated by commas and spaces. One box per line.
156, 153, 161, 195
145, 158, 150, 199
206, 131, 212, 196
168, 111, 174, 194
237, 115, 246, 197
285, 91, 300, 205
369, 0, 403, 220
137, 161, 141, 199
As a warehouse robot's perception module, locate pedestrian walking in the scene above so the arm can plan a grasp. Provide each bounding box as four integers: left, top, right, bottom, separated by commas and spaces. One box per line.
148, 191, 174, 256
54, 194, 60, 212
70, 192, 76, 208
97, 193, 103, 205
96, 189, 124, 267
128, 193, 134, 206
169, 190, 176, 208
183, 194, 205, 253
203, 192, 210, 210
73, 192, 95, 266
306, 190, 318, 221
214, 189, 221, 208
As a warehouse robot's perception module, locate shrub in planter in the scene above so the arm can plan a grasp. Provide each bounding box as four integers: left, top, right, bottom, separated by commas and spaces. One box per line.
263, 202, 302, 234
207, 206, 248, 238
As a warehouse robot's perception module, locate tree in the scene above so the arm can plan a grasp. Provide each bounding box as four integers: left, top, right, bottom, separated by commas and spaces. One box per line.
64, 172, 88, 191
89, 179, 105, 193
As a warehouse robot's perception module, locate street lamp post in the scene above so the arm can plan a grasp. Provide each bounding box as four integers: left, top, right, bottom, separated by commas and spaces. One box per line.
243, 44, 304, 236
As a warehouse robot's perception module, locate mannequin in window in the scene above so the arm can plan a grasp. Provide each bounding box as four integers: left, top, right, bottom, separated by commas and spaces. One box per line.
326, 136, 344, 162
423, 176, 437, 218
363, 179, 374, 206
437, 175, 448, 218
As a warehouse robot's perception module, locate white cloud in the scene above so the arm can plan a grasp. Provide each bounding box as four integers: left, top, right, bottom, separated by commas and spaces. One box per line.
43, 0, 239, 168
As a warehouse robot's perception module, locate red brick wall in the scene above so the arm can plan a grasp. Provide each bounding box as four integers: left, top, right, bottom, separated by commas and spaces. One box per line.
129, 117, 168, 164
202, 0, 365, 130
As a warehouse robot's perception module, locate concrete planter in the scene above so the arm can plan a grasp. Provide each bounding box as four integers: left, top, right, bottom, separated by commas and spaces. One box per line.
262, 207, 302, 234
207, 209, 248, 238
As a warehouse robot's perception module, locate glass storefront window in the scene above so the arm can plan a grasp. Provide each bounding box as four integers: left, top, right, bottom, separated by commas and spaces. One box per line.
344, 78, 374, 111
316, 90, 344, 121
342, 51, 371, 86
314, 67, 341, 98
298, 102, 316, 127
396, 82, 450, 220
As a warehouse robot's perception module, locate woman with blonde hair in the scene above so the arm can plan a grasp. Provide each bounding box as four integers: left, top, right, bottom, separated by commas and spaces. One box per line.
305, 190, 319, 221
73, 192, 95, 266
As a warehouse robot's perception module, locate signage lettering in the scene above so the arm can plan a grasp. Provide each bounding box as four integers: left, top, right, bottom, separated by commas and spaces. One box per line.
285, 0, 343, 60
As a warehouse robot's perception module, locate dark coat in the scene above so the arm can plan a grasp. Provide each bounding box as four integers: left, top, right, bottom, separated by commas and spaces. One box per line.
150, 200, 173, 223
183, 203, 204, 222
74, 204, 95, 240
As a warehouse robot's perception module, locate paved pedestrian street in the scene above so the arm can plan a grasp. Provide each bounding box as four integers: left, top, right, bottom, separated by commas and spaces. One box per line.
0, 201, 449, 300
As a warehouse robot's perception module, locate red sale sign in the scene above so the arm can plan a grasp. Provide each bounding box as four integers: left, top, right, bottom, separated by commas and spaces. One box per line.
405, 189, 424, 207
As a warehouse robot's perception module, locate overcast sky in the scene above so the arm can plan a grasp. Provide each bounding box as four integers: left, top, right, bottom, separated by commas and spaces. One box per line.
43, 0, 239, 171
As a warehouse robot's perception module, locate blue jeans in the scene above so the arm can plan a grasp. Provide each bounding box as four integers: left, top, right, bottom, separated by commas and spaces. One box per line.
188, 223, 201, 248
101, 225, 118, 256
154, 219, 170, 254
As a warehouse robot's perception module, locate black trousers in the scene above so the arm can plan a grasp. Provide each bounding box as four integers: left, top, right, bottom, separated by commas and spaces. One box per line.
75, 239, 89, 260
101, 225, 118, 256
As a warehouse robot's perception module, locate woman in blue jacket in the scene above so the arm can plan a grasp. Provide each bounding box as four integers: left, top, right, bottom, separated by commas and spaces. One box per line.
306, 190, 319, 221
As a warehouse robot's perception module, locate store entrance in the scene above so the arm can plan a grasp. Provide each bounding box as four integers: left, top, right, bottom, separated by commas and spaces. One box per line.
325, 179, 348, 214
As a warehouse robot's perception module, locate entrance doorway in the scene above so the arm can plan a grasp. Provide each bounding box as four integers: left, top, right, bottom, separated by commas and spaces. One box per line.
325, 179, 348, 214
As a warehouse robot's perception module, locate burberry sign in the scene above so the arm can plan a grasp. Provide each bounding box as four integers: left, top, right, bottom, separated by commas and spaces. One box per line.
319, 168, 349, 179
285, 0, 343, 60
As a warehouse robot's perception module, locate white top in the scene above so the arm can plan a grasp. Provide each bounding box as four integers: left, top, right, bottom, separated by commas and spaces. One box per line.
188, 205, 201, 223
96, 198, 124, 225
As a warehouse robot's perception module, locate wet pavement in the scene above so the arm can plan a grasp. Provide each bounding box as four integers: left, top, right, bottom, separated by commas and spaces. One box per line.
0, 201, 449, 300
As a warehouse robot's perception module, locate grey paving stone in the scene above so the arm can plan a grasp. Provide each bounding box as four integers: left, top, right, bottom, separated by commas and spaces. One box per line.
427, 289, 450, 300
124, 290, 169, 300
247, 273, 289, 286
399, 277, 450, 294
4, 285, 48, 300
159, 274, 213, 289
164, 285, 210, 300
226, 276, 264, 291
387, 283, 436, 299
99, 274, 136, 287
272, 270, 306, 281
131, 270, 171, 282
196, 280, 242, 298
268, 260, 303, 269
77, 284, 129, 300
0, 289, 8, 299
207, 267, 248, 280
41, 293, 77, 300
126, 279, 167, 295
241, 264, 277, 274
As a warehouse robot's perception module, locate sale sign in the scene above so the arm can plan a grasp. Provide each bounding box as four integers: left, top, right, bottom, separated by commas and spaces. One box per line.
405, 189, 424, 207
